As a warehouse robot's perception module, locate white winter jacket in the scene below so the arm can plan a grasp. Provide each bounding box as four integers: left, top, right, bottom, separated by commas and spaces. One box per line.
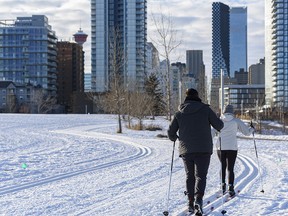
214, 113, 254, 151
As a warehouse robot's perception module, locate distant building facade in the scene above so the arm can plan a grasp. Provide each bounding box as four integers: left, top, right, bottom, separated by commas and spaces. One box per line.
186, 50, 206, 102
0, 81, 53, 113
0, 81, 27, 112
212, 2, 230, 78
57, 41, 85, 113
84, 73, 92, 92
146, 42, 160, 76
91, 0, 147, 92
230, 7, 247, 77
249, 58, 265, 85
171, 62, 186, 109
0, 15, 57, 95
265, 0, 288, 108
234, 68, 248, 85
223, 84, 265, 112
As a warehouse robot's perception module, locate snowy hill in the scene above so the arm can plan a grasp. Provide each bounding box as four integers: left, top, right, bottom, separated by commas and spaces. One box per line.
0, 114, 287, 216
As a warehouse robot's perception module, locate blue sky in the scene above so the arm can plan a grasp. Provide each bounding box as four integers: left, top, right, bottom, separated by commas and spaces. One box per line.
0, 0, 265, 77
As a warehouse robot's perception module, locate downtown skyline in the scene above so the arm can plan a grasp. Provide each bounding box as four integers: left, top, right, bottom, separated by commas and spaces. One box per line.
0, 0, 265, 77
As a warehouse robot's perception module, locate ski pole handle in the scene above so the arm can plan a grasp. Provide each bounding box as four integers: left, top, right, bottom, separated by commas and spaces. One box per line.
250, 121, 255, 129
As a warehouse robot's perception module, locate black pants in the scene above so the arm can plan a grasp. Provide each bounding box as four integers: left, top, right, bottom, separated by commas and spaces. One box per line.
181, 153, 211, 202
217, 150, 237, 185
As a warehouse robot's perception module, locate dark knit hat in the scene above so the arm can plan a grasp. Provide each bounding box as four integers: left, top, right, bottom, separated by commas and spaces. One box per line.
186, 88, 199, 97
224, 104, 234, 114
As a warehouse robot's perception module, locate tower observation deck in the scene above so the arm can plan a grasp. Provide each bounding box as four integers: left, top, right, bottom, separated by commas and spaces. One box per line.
73, 28, 88, 46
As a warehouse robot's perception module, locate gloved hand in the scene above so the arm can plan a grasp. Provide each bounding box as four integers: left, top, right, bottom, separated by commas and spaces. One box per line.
250, 121, 255, 129
169, 134, 178, 142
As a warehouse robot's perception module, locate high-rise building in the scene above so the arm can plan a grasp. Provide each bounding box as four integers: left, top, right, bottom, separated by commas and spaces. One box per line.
186, 50, 204, 78
230, 7, 247, 77
57, 41, 85, 113
249, 58, 265, 85
186, 50, 206, 102
0, 15, 57, 95
212, 2, 230, 78
146, 42, 160, 76
91, 0, 147, 92
265, 0, 288, 108
171, 62, 186, 109
212, 3, 247, 78
211, 2, 248, 112
234, 68, 248, 85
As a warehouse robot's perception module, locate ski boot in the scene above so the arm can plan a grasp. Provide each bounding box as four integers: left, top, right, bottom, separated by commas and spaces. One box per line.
228, 184, 236, 197
194, 198, 203, 216
188, 196, 194, 213
222, 182, 226, 194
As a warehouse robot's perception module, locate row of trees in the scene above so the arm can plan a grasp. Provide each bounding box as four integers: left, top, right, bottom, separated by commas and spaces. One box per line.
3, 87, 58, 114
87, 72, 165, 133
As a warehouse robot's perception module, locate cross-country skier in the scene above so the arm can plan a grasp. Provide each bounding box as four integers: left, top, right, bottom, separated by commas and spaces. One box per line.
214, 104, 254, 197
168, 88, 223, 215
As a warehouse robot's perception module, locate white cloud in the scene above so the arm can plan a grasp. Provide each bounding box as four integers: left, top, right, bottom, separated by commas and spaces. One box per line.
0, 0, 91, 72
0, 0, 264, 76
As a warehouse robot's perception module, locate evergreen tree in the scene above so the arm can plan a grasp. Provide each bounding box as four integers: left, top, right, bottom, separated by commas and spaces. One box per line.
145, 73, 166, 118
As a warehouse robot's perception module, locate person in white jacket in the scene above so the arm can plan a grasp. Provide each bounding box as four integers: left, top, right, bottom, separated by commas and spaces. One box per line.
216, 104, 254, 197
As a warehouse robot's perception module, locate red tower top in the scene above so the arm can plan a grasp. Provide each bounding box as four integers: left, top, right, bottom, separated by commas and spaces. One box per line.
73, 28, 88, 46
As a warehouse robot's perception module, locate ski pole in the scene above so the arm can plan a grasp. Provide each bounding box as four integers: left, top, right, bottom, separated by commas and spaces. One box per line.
252, 130, 265, 193
163, 140, 176, 216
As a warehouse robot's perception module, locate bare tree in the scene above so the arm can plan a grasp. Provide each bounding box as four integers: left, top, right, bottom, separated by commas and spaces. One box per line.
31, 88, 57, 114
7, 94, 17, 113
129, 91, 154, 130
150, 11, 182, 120
86, 91, 106, 113
110, 27, 128, 133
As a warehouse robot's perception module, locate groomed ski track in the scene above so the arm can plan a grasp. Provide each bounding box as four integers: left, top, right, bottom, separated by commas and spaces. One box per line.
174, 153, 260, 216
0, 127, 151, 195
54, 125, 261, 216
1, 115, 286, 215
0, 125, 152, 196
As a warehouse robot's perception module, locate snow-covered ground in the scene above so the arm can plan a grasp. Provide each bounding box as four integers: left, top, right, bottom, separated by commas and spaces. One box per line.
0, 114, 287, 216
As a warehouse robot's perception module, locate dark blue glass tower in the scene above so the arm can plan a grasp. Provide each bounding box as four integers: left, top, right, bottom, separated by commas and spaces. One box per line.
212, 2, 230, 78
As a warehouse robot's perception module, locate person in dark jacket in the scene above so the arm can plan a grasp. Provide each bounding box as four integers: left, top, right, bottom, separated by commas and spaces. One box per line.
167, 88, 223, 214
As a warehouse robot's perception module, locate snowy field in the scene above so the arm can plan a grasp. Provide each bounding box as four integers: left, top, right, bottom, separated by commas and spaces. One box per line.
0, 114, 287, 216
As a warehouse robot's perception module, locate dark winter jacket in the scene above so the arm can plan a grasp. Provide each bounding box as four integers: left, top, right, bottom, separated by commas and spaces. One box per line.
167, 99, 224, 156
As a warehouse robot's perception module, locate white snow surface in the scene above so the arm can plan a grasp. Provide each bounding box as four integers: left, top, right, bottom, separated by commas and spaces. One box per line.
0, 114, 287, 216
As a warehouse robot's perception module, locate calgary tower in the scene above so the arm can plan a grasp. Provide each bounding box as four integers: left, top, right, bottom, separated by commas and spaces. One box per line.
73, 28, 88, 46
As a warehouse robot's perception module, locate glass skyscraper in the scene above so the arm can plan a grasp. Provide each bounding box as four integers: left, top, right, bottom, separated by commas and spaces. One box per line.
212, 3, 247, 79
91, 0, 147, 92
265, 0, 288, 108
212, 2, 230, 78
211, 2, 248, 112
230, 7, 247, 77
0, 15, 57, 95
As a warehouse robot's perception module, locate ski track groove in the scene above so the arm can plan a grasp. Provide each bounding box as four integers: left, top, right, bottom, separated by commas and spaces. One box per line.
0, 127, 152, 196
174, 153, 259, 216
